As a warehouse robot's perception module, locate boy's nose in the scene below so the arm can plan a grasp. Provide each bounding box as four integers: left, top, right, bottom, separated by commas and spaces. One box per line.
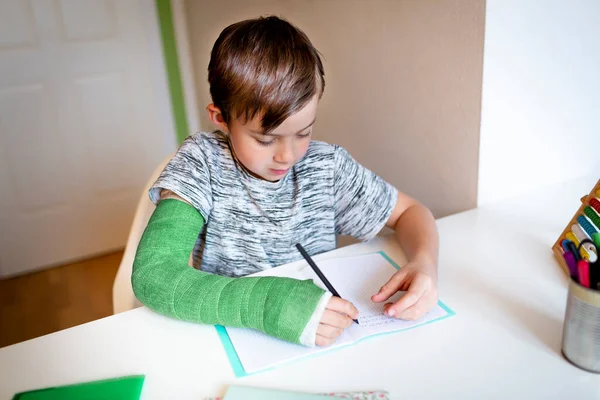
274, 145, 295, 165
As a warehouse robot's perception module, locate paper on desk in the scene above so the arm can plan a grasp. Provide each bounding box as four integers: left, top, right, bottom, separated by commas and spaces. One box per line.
223, 252, 454, 375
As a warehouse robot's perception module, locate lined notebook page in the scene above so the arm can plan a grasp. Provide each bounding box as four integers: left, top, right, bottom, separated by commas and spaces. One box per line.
304, 253, 449, 339
226, 252, 450, 374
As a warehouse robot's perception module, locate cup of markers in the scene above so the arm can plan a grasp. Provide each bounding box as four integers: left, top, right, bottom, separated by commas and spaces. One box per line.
561, 238, 600, 373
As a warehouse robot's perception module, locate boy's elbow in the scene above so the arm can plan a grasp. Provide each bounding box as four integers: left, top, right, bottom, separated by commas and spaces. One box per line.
131, 254, 159, 305
131, 262, 146, 304
131, 255, 180, 313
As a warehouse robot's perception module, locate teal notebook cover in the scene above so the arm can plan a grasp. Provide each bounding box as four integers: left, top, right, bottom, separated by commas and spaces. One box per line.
216, 250, 455, 377
224, 386, 338, 399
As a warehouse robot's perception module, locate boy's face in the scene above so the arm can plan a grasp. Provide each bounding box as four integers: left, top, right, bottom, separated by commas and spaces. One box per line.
209, 95, 319, 182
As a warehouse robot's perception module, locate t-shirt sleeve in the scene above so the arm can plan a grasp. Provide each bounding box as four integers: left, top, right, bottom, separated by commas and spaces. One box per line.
333, 146, 398, 240
149, 135, 213, 222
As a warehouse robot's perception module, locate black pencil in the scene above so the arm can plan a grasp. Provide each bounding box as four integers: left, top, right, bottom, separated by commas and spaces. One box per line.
295, 243, 359, 325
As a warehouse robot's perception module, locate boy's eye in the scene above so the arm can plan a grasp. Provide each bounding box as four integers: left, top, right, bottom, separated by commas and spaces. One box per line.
256, 138, 274, 146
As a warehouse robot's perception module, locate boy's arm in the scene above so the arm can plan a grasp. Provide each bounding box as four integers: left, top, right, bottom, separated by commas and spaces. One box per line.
131, 197, 329, 346
371, 192, 439, 320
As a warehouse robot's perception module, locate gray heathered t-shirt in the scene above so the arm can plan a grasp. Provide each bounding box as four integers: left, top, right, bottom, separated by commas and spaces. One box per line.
149, 131, 398, 277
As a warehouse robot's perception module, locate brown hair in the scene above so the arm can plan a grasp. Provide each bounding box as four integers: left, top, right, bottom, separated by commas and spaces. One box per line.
208, 16, 325, 133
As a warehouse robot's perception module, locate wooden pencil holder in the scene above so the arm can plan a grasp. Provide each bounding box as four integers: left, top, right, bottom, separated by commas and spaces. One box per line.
552, 179, 600, 275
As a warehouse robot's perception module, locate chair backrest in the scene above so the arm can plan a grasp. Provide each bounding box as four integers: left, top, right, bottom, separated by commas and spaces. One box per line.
112, 154, 173, 314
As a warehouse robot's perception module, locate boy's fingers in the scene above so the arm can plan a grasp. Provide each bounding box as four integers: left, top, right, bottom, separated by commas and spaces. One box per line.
386, 278, 428, 317
396, 301, 425, 320
326, 297, 359, 320
371, 269, 408, 302
316, 323, 343, 339
321, 309, 353, 329
315, 334, 335, 347
397, 290, 437, 320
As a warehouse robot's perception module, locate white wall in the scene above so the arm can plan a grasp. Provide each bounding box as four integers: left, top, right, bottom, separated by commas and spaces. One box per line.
478, 0, 600, 205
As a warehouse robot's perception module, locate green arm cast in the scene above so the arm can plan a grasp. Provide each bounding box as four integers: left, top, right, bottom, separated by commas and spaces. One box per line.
131, 199, 325, 344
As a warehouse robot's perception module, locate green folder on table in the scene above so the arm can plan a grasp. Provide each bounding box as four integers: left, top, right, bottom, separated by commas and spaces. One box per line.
12, 375, 145, 400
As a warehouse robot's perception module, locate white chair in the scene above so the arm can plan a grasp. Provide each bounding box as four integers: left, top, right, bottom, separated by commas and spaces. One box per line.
112, 155, 172, 314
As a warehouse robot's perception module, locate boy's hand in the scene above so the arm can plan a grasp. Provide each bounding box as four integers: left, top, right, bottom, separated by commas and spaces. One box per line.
371, 262, 438, 320
316, 297, 359, 347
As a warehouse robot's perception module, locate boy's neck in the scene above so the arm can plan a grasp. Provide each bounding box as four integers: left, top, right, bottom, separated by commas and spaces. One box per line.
225, 132, 281, 183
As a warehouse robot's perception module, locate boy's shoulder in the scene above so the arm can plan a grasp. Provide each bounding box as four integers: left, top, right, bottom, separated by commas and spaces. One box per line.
293, 139, 336, 173
307, 138, 333, 151
293, 140, 354, 182
186, 130, 229, 151
304, 139, 342, 160
179, 131, 232, 163
300, 139, 353, 169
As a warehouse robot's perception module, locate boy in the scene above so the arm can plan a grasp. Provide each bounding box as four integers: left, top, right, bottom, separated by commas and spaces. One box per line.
132, 16, 439, 347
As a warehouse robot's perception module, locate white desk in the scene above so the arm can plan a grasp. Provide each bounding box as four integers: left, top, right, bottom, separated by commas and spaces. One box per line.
1, 176, 599, 399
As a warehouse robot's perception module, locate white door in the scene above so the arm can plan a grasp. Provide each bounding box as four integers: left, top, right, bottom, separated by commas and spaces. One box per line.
0, 0, 176, 278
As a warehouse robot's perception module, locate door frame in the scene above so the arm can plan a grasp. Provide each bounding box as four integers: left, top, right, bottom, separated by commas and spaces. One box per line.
154, 0, 201, 145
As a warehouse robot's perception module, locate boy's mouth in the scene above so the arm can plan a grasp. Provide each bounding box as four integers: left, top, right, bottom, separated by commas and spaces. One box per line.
269, 168, 289, 176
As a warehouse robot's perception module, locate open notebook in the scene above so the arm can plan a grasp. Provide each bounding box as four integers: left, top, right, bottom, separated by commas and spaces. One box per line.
216, 251, 455, 376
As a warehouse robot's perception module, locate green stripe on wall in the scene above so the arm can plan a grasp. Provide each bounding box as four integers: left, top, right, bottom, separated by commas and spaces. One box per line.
156, 0, 189, 144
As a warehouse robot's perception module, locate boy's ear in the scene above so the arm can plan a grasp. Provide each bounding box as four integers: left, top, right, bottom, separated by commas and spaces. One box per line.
206, 103, 229, 133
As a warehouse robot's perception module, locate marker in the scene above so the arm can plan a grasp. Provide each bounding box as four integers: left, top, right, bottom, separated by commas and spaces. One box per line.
578, 239, 599, 290
566, 240, 582, 262
591, 260, 600, 291
566, 231, 593, 261
562, 250, 578, 280
578, 260, 590, 288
